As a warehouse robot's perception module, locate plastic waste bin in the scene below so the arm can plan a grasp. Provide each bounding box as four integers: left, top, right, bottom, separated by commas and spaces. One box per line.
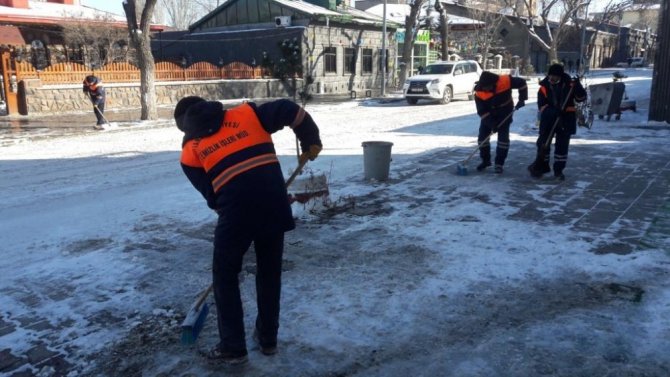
362, 141, 393, 180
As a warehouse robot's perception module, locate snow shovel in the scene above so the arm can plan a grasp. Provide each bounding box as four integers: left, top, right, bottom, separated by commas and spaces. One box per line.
180, 284, 212, 345
528, 86, 575, 178
286, 156, 329, 204
456, 109, 516, 176
180, 158, 322, 345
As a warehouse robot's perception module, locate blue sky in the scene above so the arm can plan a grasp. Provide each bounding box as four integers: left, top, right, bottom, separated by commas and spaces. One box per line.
81, 0, 125, 16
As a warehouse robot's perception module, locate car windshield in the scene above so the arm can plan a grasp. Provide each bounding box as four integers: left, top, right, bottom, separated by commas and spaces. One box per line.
422, 64, 453, 75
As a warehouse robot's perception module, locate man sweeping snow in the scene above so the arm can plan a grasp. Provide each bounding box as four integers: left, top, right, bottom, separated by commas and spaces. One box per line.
82, 75, 106, 130
473, 71, 528, 174
529, 63, 587, 181
174, 97, 321, 365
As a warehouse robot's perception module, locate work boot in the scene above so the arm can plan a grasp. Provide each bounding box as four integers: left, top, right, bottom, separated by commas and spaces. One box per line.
494, 165, 504, 174
539, 162, 551, 174
528, 163, 543, 178
555, 172, 565, 181
476, 160, 491, 172
204, 345, 248, 365
253, 329, 278, 356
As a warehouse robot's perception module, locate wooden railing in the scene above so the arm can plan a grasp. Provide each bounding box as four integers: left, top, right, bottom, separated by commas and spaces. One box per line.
15, 60, 268, 85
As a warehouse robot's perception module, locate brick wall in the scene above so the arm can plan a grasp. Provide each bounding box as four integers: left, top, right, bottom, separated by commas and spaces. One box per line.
19, 79, 300, 115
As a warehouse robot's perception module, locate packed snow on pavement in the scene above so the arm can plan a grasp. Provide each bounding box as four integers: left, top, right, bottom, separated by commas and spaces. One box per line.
1, 68, 669, 376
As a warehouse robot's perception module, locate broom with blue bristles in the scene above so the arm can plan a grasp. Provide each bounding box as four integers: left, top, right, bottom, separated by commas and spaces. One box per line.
180, 158, 310, 345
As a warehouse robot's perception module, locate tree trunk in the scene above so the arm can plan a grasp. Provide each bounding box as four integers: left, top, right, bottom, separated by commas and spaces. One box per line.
435, 1, 449, 60
136, 36, 157, 120
398, 0, 424, 87
124, 0, 158, 120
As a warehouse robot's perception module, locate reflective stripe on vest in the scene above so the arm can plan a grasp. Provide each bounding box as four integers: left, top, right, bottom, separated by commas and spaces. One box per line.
180, 103, 278, 192
475, 75, 512, 101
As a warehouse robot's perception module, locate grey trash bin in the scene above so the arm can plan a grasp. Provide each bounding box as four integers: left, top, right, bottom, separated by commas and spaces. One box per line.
362, 141, 393, 180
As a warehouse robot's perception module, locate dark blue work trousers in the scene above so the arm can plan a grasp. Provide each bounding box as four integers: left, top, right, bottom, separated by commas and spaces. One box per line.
212, 219, 284, 353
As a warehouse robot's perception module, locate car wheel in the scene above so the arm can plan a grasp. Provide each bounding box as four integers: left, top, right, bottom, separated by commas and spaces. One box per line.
406, 98, 418, 105
440, 86, 452, 105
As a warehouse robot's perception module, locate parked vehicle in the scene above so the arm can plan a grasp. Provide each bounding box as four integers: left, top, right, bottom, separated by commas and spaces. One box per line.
616, 57, 647, 68
403, 60, 482, 105
630, 57, 647, 67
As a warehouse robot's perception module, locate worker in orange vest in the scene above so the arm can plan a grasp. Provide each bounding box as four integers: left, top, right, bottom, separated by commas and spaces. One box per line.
529, 63, 586, 180
174, 96, 322, 365
82, 75, 106, 130
473, 71, 528, 173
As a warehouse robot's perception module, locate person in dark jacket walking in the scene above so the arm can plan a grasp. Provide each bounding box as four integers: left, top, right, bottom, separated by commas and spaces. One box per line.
174, 97, 322, 365
529, 63, 587, 180
82, 75, 106, 130
473, 71, 528, 173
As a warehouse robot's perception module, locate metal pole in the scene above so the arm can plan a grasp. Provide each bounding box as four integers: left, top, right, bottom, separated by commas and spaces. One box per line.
579, 1, 590, 76
381, 0, 387, 96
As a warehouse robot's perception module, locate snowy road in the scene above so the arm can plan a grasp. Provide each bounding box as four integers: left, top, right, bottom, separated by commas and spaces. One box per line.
1, 68, 669, 376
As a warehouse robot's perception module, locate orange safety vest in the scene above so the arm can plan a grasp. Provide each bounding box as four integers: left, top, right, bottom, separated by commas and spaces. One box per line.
539, 84, 577, 112
475, 75, 512, 101
180, 104, 278, 192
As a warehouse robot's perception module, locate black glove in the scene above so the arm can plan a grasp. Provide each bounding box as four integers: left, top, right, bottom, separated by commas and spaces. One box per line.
514, 100, 525, 110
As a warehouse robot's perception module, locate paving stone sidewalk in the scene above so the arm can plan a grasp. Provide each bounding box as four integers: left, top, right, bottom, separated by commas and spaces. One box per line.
1, 114, 668, 376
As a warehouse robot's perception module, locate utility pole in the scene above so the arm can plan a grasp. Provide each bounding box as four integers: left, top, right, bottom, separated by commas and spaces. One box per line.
579, 1, 590, 76
381, 0, 387, 96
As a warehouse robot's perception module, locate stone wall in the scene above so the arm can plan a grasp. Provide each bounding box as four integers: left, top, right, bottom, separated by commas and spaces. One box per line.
305, 25, 396, 95
18, 79, 300, 115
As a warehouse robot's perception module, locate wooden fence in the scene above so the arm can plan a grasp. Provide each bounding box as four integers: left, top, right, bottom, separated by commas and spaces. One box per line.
15, 60, 268, 85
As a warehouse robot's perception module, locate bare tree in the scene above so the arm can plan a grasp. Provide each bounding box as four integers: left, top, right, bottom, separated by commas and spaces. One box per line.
159, 0, 220, 29
61, 14, 130, 67
398, 0, 426, 87
468, 1, 507, 68
517, 0, 589, 63
123, 0, 159, 120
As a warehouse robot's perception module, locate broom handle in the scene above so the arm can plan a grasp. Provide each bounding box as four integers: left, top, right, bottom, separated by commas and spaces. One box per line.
463, 109, 516, 163
193, 284, 213, 311
87, 92, 111, 125
285, 157, 309, 188
196, 158, 308, 303
542, 85, 576, 150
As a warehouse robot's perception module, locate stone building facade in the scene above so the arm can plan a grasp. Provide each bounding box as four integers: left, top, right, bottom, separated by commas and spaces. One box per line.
157, 0, 399, 97
302, 24, 394, 94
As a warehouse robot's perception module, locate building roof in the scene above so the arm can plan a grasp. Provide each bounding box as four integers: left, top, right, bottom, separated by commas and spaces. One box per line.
365, 3, 483, 26
0, 1, 165, 31
0, 25, 25, 45
273, 0, 341, 17
190, 0, 399, 31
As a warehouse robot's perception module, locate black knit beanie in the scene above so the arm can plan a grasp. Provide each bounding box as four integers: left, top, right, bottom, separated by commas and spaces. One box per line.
478, 71, 499, 88
548, 63, 564, 76
174, 96, 205, 132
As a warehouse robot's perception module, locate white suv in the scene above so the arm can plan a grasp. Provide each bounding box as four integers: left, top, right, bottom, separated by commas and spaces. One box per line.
403, 60, 482, 105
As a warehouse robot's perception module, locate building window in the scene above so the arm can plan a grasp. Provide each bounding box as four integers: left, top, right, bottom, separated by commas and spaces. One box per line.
362, 48, 373, 74
324, 47, 337, 73
344, 47, 356, 74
